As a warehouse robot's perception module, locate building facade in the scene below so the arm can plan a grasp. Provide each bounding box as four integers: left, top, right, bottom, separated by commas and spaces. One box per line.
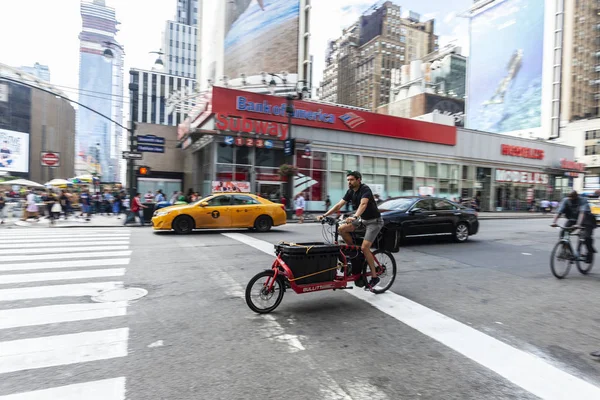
560, 0, 600, 122
178, 87, 578, 212
19, 63, 50, 82
162, 21, 197, 79
77, 0, 124, 183
0, 64, 75, 182
177, 0, 198, 25
130, 69, 196, 126
319, 1, 438, 110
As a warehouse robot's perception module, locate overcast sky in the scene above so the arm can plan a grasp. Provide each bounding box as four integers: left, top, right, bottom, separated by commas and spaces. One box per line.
0, 0, 472, 102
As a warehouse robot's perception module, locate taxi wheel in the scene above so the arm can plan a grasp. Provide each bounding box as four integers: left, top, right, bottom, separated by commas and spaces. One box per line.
254, 216, 273, 232
173, 215, 194, 234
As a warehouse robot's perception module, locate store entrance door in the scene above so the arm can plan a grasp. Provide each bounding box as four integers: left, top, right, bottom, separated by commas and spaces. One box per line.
257, 182, 283, 203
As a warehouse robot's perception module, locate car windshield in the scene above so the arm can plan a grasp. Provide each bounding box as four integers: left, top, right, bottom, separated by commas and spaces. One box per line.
378, 198, 415, 212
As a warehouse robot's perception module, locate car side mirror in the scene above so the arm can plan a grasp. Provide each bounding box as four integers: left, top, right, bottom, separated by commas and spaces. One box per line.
410, 208, 423, 215
199, 201, 209, 207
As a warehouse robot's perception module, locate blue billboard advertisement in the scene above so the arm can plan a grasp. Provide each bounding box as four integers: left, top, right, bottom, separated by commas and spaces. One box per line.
467, 0, 545, 133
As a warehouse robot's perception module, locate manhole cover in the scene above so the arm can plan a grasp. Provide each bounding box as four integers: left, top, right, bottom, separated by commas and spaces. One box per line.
92, 287, 148, 303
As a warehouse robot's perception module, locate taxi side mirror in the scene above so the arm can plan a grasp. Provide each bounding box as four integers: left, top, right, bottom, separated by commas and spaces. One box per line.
199, 201, 209, 207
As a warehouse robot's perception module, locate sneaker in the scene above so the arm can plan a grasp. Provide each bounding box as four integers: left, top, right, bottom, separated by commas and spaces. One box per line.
368, 277, 380, 288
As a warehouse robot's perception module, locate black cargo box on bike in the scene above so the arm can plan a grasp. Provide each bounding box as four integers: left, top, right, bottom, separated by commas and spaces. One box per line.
274, 242, 339, 284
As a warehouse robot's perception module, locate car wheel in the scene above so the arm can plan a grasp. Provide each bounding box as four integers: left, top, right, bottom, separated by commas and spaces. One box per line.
453, 222, 469, 243
173, 215, 194, 234
254, 215, 273, 232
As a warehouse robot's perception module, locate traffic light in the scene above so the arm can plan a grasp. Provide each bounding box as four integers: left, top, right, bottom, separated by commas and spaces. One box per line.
137, 166, 151, 176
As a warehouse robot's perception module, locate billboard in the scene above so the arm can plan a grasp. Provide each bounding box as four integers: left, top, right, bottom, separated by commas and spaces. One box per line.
467, 0, 545, 133
0, 128, 29, 174
224, 0, 300, 79
212, 181, 251, 193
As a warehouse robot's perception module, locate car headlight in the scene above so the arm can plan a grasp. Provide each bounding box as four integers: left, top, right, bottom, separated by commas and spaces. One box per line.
155, 211, 171, 217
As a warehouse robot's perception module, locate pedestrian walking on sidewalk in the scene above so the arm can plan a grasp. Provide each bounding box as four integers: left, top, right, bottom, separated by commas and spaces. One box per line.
22, 190, 39, 222
124, 192, 147, 226
295, 193, 306, 224
0, 191, 5, 224
79, 188, 92, 221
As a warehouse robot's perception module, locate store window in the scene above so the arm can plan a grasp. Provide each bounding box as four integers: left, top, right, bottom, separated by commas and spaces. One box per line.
375, 158, 387, 174
330, 172, 345, 203
217, 144, 233, 163
402, 160, 413, 176
235, 146, 251, 165
331, 153, 343, 170
363, 156, 374, 174
256, 148, 283, 167
390, 159, 401, 175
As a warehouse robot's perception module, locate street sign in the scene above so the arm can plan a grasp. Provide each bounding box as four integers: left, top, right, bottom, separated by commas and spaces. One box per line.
137, 134, 165, 145
284, 139, 295, 156
40, 152, 60, 167
137, 144, 165, 153
122, 151, 143, 160
224, 136, 234, 145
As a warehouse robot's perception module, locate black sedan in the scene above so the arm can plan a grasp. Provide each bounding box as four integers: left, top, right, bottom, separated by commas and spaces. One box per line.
377, 197, 479, 247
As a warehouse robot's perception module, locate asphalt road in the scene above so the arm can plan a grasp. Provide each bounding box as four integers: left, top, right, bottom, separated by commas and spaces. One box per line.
1, 219, 600, 399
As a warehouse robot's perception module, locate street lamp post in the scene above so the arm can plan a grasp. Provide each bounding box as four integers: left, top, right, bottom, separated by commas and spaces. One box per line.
128, 71, 139, 202
267, 74, 310, 208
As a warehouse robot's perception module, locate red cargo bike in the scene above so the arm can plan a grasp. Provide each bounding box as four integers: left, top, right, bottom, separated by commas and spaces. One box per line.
245, 216, 397, 313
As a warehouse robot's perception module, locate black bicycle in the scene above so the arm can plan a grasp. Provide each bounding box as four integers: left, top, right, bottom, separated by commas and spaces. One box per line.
550, 226, 594, 279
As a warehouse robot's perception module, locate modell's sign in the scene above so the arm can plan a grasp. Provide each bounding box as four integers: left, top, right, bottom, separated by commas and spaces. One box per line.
215, 113, 289, 140
496, 169, 549, 184
501, 144, 544, 160
560, 158, 585, 172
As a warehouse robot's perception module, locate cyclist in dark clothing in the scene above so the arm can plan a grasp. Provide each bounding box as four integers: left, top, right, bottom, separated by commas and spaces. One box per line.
551, 191, 596, 263
319, 171, 384, 288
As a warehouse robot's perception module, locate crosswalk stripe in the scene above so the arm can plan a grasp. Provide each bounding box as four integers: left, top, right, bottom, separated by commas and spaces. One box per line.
0, 377, 126, 400
0, 302, 128, 330
0, 328, 129, 374
0, 242, 128, 250
0, 250, 132, 262
0, 258, 130, 272
0, 234, 131, 240
0, 246, 129, 255
0, 237, 130, 245
0, 268, 126, 285
0, 229, 129, 234
0, 281, 122, 302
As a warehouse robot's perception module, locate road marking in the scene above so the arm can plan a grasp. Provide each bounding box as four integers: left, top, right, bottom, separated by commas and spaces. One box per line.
0, 229, 129, 234
0, 258, 130, 272
0, 246, 129, 255
0, 241, 128, 249
0, 250, 132, 262
0, 282, 122, 301
0, 234, 130, 241
0, 377, 126, 400
0, 328, 128, 374
224, 232, 600, 400
0, 302, 127, 330
0, 236, 130, 245
522, 252, 532, 256
0, 268, 126, 284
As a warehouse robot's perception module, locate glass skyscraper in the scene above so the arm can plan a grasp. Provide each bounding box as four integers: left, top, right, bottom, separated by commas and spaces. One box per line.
76, 0, 124, 182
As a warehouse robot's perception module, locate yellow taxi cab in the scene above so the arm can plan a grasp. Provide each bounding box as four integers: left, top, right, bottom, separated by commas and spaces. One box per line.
151, 193, 287, 234
588, 197, 600, 224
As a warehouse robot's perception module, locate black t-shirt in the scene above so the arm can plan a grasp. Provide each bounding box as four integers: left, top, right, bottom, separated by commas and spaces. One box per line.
343, 184, 381, 220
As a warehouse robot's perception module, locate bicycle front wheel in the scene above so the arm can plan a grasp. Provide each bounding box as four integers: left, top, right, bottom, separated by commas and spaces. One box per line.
550, 241, 572, 279
577, 240, 594, 275
370, 249, 397, 294
245, 270, 285, 314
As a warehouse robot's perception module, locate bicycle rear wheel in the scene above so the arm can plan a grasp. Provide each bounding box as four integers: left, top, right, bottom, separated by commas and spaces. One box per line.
369, 249, 397, 294
577, 240, 594, 275
550, 241, 573, 279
